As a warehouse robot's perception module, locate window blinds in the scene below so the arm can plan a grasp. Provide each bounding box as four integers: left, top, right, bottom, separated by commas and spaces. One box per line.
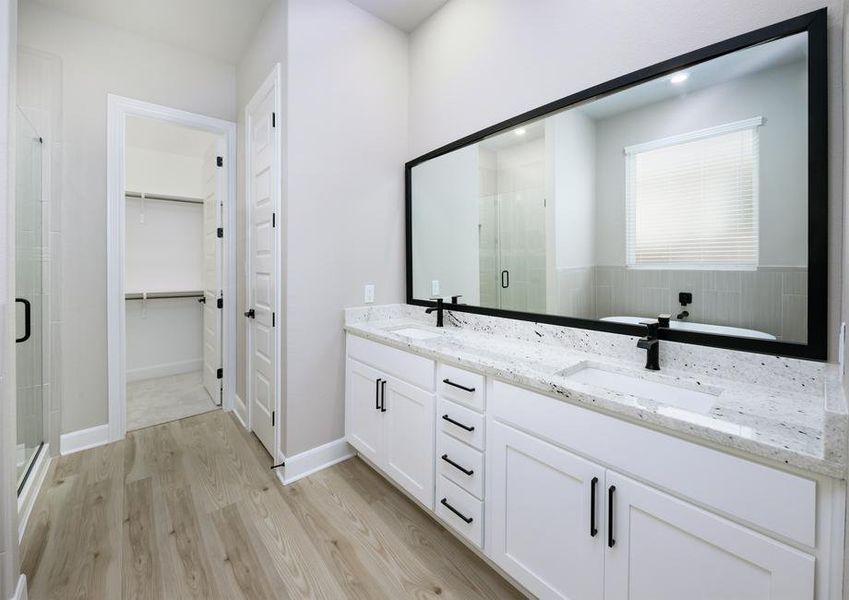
625, 117, 761, 269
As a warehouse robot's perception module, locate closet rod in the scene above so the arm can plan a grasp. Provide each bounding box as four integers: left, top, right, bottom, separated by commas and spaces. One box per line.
125, 291, 204, 300
125, 191, 204, 205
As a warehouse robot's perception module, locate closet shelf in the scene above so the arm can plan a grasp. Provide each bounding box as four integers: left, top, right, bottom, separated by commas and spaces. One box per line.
125, 290, 204, 300
125, 191, 204, 205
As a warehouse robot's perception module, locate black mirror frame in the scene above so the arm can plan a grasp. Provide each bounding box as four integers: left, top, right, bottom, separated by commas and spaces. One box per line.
405, 9, 828, 361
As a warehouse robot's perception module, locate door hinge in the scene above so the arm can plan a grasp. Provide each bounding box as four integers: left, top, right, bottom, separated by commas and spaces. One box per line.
272, 411, 275, 426
217, 297, 223, 309
272, 112, 276, 128
217, 227, 223, 238
272, 213, 276, 228
216, 156, 223, 167
272, 312, 276, 327
216, 368, 223, 379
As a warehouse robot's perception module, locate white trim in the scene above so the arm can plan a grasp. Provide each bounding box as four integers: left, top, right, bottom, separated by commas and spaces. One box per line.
59, 424, 109, 455
232, 393, 247, 428
244, 64, 283, 461
107, 95, 237, 443
11, 575, 26, 600
623, 116, 765, 155
17, 443, 50, 542
125, 359, 203, 382
276, 438, 354, 486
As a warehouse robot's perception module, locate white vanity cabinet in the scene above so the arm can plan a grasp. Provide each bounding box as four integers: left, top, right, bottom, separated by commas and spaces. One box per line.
345, 336, 436, 508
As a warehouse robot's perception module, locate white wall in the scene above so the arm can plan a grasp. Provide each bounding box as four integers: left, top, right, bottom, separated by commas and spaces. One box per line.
18, 2, 236, 433
409, 0, 844, 359
285, 0, 407, 456
411, 144, 480, 302
593, 61, 808, 267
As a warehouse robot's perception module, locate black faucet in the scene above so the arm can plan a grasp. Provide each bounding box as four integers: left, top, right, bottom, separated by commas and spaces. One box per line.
450, 294, 463, 304
426, 298, 444, 327
637, 320, 661, 370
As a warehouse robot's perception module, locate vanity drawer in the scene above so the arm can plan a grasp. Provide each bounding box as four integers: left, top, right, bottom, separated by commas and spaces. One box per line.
347, 334, 435, 391
438, 398, 485, 450
437, 432, 484, 499
438, 364, 485, 410
436, 476, 483, 548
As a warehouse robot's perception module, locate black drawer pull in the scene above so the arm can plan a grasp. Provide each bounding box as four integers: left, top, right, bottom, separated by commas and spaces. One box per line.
441, 414, 475, 432
441, 454, 474, 476
443, 378, 476, 393
608, 485, 616, 548
380, 380, 387, 412
590, 476, 598, 537
15, 298, 31, 343
375, 378, 382, 410
440, 498, 473, 523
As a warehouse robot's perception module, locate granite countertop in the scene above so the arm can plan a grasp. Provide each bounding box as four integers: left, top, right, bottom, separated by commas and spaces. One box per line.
344, 308, 848, 479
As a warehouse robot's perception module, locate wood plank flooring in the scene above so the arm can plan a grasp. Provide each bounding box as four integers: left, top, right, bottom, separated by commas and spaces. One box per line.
20, 410, 522, 599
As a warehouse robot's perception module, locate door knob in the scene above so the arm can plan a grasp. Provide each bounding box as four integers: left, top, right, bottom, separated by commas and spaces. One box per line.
244, 308, 256, 319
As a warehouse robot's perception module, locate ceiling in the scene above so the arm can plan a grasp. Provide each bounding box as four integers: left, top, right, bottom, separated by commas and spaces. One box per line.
27, 0, 273, 63
347, 0, 448, 32
126, 116, 218, 158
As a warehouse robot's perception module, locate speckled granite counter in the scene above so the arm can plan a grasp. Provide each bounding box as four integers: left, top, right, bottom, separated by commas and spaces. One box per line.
345, 305, 848, 479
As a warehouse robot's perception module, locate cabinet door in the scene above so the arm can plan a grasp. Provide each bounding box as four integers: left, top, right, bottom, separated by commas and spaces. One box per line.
488, 421, 604, 600
604, 472, 815, 600
384, 377, 435, 509
345, 359, 385, 466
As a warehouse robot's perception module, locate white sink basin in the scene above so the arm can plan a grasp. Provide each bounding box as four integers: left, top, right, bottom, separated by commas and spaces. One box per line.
390, 327, 443, 341
562, 364, 718, 414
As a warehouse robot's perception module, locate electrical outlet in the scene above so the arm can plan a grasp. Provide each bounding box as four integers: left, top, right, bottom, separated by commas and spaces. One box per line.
432, 280, 440, 296
364, 284, 375, 304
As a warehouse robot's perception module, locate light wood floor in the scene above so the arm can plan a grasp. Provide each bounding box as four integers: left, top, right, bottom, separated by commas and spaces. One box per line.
20, 410, 522, 599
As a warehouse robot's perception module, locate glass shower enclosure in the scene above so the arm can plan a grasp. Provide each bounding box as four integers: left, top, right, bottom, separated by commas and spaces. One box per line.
15, 109, 44, 492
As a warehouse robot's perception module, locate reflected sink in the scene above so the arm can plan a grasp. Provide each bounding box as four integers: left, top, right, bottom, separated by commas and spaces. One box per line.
560, 364, 719, 414
390, 327, 443, 341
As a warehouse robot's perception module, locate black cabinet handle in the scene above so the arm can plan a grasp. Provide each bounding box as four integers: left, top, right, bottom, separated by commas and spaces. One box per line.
441, 454, 474, 476
441, 414, 474, 432
607, 485, 616, 548
375, 378, 382, 410
501, 270, 510, 288
440, 498, 473, 523
590, 477, 598, 537
443, 378, 476, 393
380, 380, 387, 412
15, 298, 31, 343
244, 308, 255, 319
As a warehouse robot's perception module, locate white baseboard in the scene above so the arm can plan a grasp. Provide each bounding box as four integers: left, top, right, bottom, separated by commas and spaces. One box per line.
18, 443, 51, 542
232, 393, 247, 428
11, 574, 27, 600
60, 424, 109, 455
277, 437, 354, 485
126, 358, 202, 382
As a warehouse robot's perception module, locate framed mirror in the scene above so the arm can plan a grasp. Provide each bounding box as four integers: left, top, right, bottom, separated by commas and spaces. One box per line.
406, 9, 827, 360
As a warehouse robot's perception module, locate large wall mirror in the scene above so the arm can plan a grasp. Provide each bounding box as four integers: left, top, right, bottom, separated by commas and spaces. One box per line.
406, 9, 827, 360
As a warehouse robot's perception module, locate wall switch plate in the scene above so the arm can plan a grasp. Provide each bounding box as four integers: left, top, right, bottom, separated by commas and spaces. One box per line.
364, 284, 375, 304
432, 280, 440, 296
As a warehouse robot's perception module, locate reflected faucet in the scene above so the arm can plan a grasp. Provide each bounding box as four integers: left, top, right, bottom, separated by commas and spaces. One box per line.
426, 298, 444, 327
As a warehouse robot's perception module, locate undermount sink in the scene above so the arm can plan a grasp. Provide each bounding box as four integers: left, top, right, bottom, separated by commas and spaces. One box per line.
389, 326, 443, 341
559, 363, 719, 414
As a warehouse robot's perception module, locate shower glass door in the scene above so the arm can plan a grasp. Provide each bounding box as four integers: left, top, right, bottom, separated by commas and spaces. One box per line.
16, 110, 44, 491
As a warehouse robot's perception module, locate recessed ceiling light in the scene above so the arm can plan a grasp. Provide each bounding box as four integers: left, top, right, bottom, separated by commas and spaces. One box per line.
514, 127, 527, 136
670, 72, 689, 84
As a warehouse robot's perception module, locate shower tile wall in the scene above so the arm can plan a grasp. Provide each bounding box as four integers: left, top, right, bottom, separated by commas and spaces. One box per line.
556, 266, 807, 343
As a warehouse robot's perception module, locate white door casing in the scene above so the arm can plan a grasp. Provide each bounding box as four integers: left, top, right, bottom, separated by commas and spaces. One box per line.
245, 65, 281, 459
201, 141, 222, 403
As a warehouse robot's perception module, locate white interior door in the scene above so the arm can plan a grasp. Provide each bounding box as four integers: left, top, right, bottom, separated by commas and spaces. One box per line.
246, 70, 279, 457
202, 141, 222, 404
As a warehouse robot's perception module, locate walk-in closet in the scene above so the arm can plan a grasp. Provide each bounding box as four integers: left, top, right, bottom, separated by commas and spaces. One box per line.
124, 116, 223, 431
